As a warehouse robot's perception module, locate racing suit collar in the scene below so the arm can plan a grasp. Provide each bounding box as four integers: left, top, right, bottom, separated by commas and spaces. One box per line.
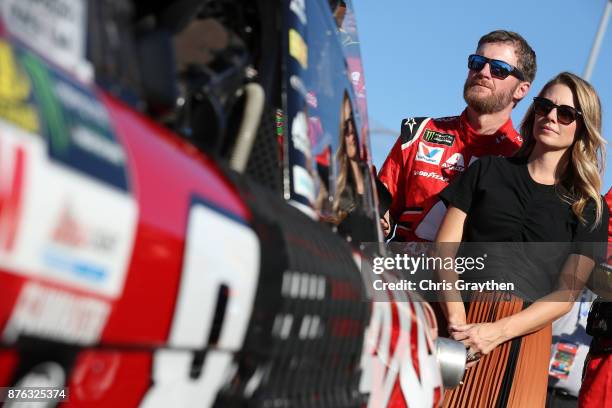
459, 109, 515, 141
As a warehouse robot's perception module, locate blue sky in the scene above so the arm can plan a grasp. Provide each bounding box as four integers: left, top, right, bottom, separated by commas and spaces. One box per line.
355, 0, 612, 193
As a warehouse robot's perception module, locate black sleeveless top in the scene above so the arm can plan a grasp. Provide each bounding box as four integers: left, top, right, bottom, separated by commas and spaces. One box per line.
439, 156, 609, 300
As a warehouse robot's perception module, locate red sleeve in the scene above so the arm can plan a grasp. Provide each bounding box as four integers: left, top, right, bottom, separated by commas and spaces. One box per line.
378, 135, 408, 221
378, 117, 429, 220
378, 135, 405, 199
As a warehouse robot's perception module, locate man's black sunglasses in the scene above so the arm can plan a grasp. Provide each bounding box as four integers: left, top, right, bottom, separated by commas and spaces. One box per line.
533, 97, 582, 125
468, 54, 525, 81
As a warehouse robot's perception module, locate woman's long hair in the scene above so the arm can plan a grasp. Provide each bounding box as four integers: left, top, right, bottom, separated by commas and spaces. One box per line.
332, 94, 355, 223
516, 72, 606, 227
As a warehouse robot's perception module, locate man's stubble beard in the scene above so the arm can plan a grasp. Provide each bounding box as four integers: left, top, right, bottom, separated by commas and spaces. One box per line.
463, 78, 517, 114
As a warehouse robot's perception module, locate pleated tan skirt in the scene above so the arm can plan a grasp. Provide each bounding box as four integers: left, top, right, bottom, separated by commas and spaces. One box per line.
442, 292, 551, 408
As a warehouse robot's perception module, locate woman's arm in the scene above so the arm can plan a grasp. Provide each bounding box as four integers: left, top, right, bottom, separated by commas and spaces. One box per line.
452, 253, 595, 356
435, 206, 468, 328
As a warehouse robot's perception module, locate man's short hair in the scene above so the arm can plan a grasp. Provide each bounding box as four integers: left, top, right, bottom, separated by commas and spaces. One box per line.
478, 30, 537, 84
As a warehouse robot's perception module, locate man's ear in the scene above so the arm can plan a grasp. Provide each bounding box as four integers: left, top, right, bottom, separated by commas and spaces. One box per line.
513, 81, 531, 102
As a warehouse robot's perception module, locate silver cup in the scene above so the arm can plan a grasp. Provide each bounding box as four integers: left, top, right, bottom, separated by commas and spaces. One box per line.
435, 337, 467, 388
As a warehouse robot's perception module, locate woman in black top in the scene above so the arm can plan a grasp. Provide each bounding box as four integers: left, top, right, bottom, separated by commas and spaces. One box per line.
438, 72, 608, 407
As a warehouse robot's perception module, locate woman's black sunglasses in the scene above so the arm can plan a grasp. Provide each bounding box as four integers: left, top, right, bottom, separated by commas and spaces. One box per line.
467, 54, 525, 81
343, 115, 355, 134
533, 97, 582, 125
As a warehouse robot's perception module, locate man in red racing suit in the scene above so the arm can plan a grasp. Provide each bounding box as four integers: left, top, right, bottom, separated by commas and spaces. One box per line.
379, 30, 536, 242
379, 112, 522, 241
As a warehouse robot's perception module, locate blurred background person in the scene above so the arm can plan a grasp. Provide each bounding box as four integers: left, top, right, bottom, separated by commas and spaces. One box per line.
579, 187, 612, 408
546, 289, 596, 407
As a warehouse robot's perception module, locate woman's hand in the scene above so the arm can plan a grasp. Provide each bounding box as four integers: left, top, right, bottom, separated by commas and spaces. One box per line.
450, 322, 509, 367
446, 308, 467, 336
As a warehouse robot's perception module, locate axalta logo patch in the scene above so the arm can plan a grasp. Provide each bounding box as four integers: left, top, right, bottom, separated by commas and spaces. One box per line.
442, 153, 465, 172
415, 142, 444, 165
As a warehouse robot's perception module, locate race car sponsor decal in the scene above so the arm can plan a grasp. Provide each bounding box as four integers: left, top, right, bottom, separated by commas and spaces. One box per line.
359, 274, 442, 407
422, 129, 455, 147
0, 121, 137, 298
289, 29, 308, 69
0, 137, 26, 253
415, 142, 444, 165
0, 41, 40, 134
290, 0, 307, 25
34, 173, 137, 296
289, 75, 308, 99
291, 111, 311, 158
413, 170, 448, 183
42, 203, 122, 283
442, 152, 465, 172
3, 282, 110, 345
306, 91, 318, 109
45, 69, 128, 190
293, 165, 315, 204
1, 0, 93, 81
141, 201, 259, 407
2, 44, 129, 191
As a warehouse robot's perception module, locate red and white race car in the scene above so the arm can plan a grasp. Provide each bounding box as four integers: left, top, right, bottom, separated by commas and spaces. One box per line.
0, 1, 462, 406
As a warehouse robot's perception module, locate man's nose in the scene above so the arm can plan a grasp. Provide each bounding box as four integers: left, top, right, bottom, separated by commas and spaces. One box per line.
475, 62, 492, 78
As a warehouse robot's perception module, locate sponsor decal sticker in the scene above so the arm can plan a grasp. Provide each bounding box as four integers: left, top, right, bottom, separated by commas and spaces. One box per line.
2, 0, 92, 81
289, 0, 307, 25
306, 91, 318, 109
289, 75, 308, 98
52, 205, 117, 253
19, 55, 129, 191
442, 153, 465, 172
289, 29, 308, 69
291, 111, 311, 158
415, 142, 444, 165
0, 122, 137, 298
50, 75, 127, 184
422, 129, 455, 147
0, 138, 26, 253
413, 170, 448, 183
0, 41, 40, 133
3, 282, 110, 345
43, 248, 108, 282
293, 165, 315, 203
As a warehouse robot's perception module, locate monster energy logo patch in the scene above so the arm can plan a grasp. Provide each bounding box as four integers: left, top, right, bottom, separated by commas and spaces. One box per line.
423, 129, 455, 146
